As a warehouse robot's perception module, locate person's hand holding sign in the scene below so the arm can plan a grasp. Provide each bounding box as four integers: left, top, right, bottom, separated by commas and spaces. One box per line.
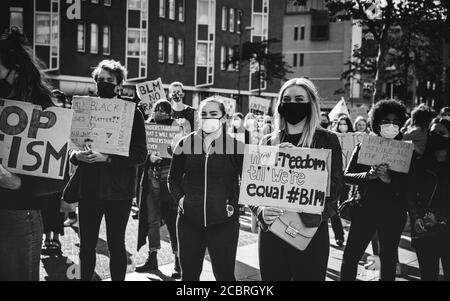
75, 146, 109, 164
414, 218, 426, 234
150, 152, 163, 163
262, 207, 284, 225
0, 164, 21, 190
376, 163, 391, 184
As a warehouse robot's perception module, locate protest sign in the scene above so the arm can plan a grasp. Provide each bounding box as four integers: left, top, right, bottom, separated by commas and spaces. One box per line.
136, 78, 166, 115
329, 97, 350, 121
249, 96, 271, 115
357, 135, 414, 173
70, 96, 135, 157
0, 99, 73, 180
349, 105, 369, 123
336, 132, 368, 170
239, 145, 331, 214
145, 123, 184, 158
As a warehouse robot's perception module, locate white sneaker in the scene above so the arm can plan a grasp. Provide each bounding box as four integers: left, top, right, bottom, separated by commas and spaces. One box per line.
364, 255, 380, 270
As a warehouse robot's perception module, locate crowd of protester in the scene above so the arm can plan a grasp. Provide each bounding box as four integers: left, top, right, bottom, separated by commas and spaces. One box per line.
1, 27, 449, 282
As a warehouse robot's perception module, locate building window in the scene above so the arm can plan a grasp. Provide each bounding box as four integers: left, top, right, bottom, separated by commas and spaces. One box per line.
9, 7, 23, 29
169, 0, 175, 20
294, 26, 298, 41
168, 37, 174, 64
91, 0, 99, 3
196, 0, 215, 87
35, 14, 51, 44
300, 53, 304, 67
159, 0, 166, 18
177, 39, 184, 65
103, 26, 111, 55
220, 46, 226, 70
197, 42, 207, 66
229, 8, 235, 32
90, 24, 99, 54
221, 6, 227, 31
34, 0, 60, 71
228, 47, 235, 71
104, 0, 111, 6
178, 0, 185, 22
77, 23, 85, 52
300, 25, 305, 40
158, 35, 165, 62
126, 0, 148, 80
293, 53, 297, 67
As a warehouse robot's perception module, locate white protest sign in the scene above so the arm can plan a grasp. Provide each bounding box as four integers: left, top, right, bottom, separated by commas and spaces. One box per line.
336, 132, 368, 170
357, 135, 414, 173
70, 96, 135, 157
0, 99, 73, 180
249, 96, 271, 115
145, 123, 184, 158
349, 105, 369, 123
136, 78, 166, 115
239, 145, 331, 214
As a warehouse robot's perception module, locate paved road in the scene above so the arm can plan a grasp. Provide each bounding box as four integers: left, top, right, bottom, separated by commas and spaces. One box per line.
39, 209, 443, 281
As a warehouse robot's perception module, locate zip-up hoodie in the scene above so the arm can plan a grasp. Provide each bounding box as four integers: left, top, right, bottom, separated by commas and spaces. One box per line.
168, 130, 244, 227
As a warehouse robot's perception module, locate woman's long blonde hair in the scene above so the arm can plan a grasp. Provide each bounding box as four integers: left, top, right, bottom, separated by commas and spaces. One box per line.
272, 78, 322, 148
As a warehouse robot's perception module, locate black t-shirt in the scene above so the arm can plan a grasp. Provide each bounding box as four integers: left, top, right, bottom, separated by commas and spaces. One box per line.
284, 133, 303, 146
171, 105, 196, 134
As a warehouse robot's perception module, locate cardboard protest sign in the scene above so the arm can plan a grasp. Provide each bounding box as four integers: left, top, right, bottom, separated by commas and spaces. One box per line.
70, 96, 135, 157
249, 96, 271, 115
145, 123, 184, 158
239, 145, 331, 214
0, 99, 73, 180
336, 132, 368, 170
349, 105, 369, 123
357, 135, 414, 173
136, 78, 166, 115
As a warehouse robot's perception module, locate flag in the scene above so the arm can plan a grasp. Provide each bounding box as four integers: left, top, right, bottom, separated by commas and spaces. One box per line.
328, 97, 350, 122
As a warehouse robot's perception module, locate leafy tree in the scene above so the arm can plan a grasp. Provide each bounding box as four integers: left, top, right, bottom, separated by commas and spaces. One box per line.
326, 0, 447, 103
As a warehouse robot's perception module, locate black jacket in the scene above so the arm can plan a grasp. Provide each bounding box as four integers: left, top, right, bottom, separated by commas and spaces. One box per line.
344, 143, 408, 212
69, 109, 147, 201
168, 130, 244, 227
251, 128, 344, 230
407, 158, 450, 237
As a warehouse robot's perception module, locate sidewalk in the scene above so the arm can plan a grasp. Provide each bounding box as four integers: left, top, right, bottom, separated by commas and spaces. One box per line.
40, 213, 443, 281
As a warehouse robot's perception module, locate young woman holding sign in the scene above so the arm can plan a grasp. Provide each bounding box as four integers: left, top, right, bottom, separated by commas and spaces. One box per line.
252, 78, 343, 281
168, 97, 244, 281
0, 27, 58, 281
136, 99, 180, 279
340, 99, 409, 281
68, 60, 147, 281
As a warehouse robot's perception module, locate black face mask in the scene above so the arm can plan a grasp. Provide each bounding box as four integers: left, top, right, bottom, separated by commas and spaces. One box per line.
154, 112, 171, 124
320, 122, 329, 129
278, 103, 311, 125
428, 133, 450, 151
97, 82, 117, 99
0, 70, 14, 98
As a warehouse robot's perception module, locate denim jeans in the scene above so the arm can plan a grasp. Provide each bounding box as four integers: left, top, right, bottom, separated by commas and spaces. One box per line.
146, 168, 178, 253
0, 210, 43, 281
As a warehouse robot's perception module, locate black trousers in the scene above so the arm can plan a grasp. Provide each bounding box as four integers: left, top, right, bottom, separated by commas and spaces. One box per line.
177, 215, 240, 281
259, 222, 330, 281
41, 194, 65, 235
79, 199, 132, 281
340, 205, 406, 281
413, 227, 450, 281
330, 214, 345, 241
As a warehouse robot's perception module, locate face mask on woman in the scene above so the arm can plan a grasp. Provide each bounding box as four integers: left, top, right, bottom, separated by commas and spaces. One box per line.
97, 82, 117, 99
202, 118, 222, 134
278, 103, 311, 125
338, 124, 349, 133
380, 124, 400, 139
0, 70, 14, 98
428, 133, 450, 151
232, 120, 242, 129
